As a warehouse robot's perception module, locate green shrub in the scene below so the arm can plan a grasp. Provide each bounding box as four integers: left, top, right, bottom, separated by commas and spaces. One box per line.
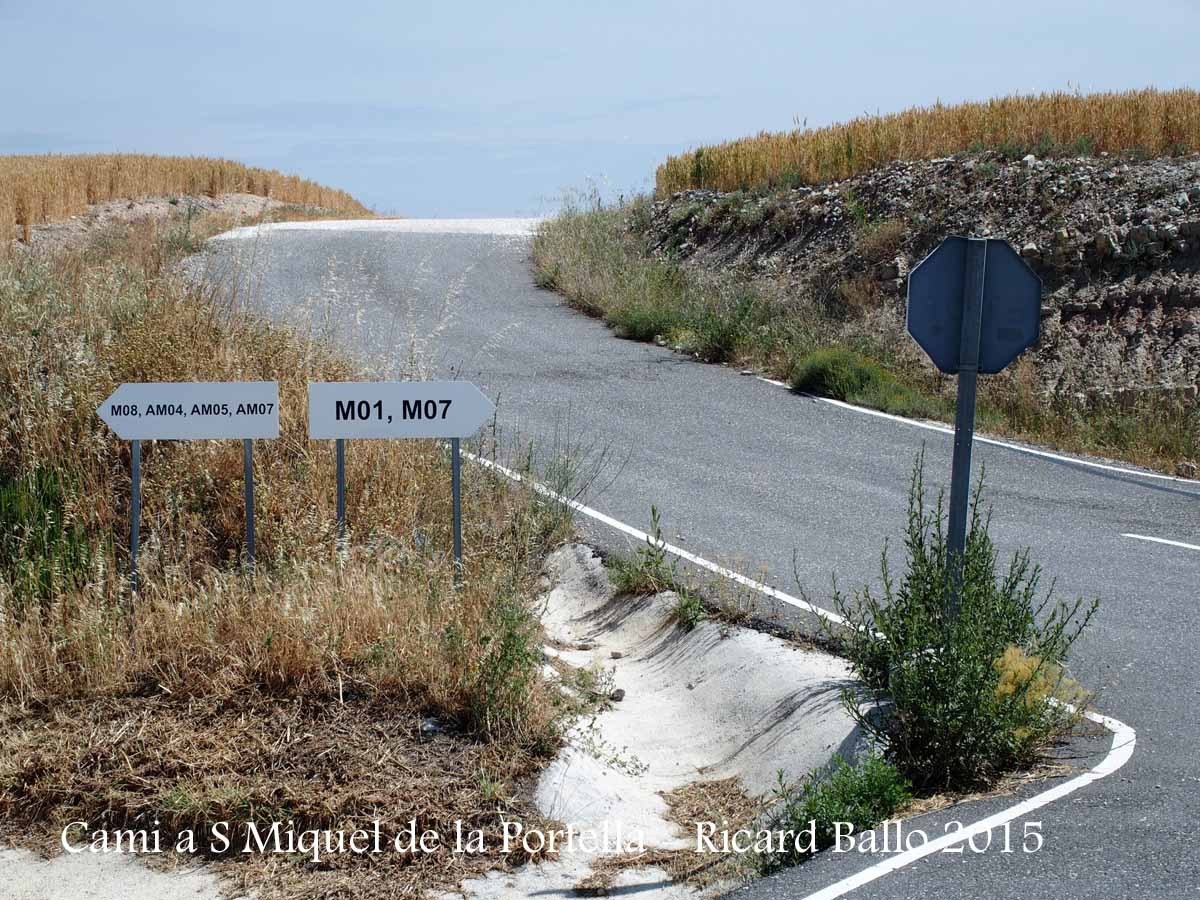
789, 348, 940, 418
609, 505, 677, 595
467, 592, 544, 740
0, 468, 95, 608
833, 456, 1097, 790
608, 301, 681, 342
762, 754, 911, 871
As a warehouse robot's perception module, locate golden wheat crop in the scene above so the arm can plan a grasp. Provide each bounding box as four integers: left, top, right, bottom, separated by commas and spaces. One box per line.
657, 88, 1200, 195
0, 153, 372, 240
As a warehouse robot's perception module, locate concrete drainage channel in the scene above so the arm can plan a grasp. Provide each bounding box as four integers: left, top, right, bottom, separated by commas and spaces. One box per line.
447, 544, 857, 899
1, 543, 856, 900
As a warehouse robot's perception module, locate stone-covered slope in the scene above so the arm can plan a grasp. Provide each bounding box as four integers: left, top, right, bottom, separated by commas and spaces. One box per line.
647, 153, 1200, 402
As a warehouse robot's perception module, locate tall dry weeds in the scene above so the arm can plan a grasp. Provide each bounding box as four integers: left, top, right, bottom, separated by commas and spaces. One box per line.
1, 153, 372, 241
0, 215, 568, 744
657, 88, 1200, 194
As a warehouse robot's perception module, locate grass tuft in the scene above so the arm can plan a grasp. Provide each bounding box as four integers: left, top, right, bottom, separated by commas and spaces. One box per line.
760, 754, 912, 871
789, 348, 942, 419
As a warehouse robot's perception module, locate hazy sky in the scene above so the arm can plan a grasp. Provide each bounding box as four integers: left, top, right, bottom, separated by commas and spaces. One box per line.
2, 1, 1196, 216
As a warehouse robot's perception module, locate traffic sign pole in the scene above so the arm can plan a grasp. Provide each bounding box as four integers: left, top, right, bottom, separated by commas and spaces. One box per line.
97, 381, 280, 592
308, 382, 495, 570
336, 438, 347, 546
451, 437, 462, 585
946, 238, 988, 616
130, 439, 141, 594
243, 439, 255, 569
907, 235, 1042, 622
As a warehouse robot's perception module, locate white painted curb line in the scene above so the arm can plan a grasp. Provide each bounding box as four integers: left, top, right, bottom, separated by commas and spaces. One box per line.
463, 449, 1137, 898
795, 707, 1136, 899
756, 376, 1199, 489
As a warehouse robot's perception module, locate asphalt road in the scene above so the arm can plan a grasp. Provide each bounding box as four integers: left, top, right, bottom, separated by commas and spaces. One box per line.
205, 220, 1200, 900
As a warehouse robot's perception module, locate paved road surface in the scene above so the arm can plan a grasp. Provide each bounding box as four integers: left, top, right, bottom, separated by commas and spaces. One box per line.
205, 220, 1199, 900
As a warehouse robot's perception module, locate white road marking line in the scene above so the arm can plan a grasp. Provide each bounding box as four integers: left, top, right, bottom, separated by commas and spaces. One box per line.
1121, 533, 1200, 552
797, 708, 1136, 900
462, 450, 847, 627
462, 448, 1136, 899
755, 376, 1200, 488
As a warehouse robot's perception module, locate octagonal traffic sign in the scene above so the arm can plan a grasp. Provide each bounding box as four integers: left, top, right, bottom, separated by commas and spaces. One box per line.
907, 236, 1041, 375
904, 235, 1043, 619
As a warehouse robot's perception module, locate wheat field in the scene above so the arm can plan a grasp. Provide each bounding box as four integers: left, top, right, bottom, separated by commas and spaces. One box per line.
656, 88, 1200, 195
1, 153, 372, 240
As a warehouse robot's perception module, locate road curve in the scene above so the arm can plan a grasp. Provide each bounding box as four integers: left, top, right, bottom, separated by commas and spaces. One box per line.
205, 220, 1199, 900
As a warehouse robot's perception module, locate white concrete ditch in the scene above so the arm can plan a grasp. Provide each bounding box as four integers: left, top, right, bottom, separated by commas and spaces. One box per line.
448, 544, 858, 899
0, 544, 857, 900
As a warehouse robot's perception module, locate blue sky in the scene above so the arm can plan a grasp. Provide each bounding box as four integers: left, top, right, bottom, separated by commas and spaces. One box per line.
2, 1, 1196, 216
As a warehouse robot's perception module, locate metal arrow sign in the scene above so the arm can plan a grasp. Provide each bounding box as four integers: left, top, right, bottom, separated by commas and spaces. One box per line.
96, 381, 279, 592
308, 381, 496, 584
308, 381, 496, 440
98, 381, 280, 439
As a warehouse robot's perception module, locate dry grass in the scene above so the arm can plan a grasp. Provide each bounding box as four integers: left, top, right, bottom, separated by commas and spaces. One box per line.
0, 214, 571, 897
0, 697, 557, 899
657, 87, 1200, 194
1, 153, 373, 241
574, 777, 762, 894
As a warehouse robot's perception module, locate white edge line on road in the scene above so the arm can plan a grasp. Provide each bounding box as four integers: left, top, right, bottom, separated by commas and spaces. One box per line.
756, 376, 1200, 488
464, 450, 848, 627
463, 448, 1137, 899
1121, 533, 1200, 552
795, 707, 1136, 900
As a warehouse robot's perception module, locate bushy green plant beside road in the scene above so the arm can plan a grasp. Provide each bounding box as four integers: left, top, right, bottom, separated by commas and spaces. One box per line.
761, 754, 912, 872
607, 506, 707, 630
833, 458, 1098, 790
790, 347, 943, 419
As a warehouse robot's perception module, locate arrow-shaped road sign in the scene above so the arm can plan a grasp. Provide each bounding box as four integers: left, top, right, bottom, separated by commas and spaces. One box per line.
97, 382, 280, 440
308, 381, 496, 439
96, 381, 279, 593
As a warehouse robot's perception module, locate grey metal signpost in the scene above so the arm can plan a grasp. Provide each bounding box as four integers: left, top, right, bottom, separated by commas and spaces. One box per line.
907, 237, 1041, 616
336, 438, 347, 546
243, 439, 256, 567
97, 381, 280, 591
308, 381, 496, 582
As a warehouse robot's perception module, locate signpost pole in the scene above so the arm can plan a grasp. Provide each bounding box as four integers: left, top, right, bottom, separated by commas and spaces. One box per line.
307, 382, 496, 565
243, 438, 255, 569
451, 437, 462, 585
336, 438, 347, 546
130, 439, 141, 594
946, 238, 988, 617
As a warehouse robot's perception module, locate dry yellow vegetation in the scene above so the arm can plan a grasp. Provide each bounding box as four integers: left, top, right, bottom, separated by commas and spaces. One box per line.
1, 153, 372, 240
657, 88, 1200, 195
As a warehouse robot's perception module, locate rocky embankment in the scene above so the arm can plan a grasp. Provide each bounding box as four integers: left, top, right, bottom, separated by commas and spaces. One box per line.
13, 193, 312, 253
647, 153, 1200, 404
